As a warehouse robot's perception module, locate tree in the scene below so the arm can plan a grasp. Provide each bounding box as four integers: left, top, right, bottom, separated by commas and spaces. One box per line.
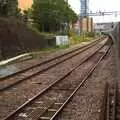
16, 8, 22, 19
31, 0, 77, 33
0, 0, 18, 17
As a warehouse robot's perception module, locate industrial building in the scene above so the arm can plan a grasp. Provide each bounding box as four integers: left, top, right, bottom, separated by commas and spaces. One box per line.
80, 17, 93, 33
94, 22, 114, 33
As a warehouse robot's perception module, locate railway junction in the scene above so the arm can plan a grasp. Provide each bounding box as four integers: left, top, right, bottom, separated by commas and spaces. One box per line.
0, 0, 120, 119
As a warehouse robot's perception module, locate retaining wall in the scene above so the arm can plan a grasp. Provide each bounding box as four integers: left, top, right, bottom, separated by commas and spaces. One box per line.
111, 22, 120, 81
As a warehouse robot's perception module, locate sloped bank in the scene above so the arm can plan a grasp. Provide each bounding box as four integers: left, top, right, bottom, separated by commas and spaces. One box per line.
0, 17, 55, 60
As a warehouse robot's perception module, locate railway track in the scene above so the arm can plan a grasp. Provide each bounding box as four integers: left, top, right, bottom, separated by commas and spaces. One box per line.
0, 37, 107, 91
0, 37, 104, 80
2, 39, 111, 120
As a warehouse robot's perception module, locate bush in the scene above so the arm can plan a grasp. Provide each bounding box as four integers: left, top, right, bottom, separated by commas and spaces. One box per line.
87, 32, 95, 37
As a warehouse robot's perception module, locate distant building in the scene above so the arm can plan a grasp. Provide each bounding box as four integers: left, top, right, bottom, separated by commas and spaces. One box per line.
73, 17, 93, 34
73, 20, 80, 34
94, 22, 114, 33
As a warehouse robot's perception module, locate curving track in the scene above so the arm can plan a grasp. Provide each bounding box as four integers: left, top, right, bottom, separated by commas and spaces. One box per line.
0, 37, 106, 91
2, 37, 111, 120
0, 37, 104, 80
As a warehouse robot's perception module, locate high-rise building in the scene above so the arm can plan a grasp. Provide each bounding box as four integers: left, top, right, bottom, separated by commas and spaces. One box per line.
80, 0, 89, 17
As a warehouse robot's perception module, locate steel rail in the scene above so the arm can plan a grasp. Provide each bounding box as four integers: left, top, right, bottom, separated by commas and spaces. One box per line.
0, 38, 106, 91
2, 42, 108, 120
50, 45, 111, 120
0, 37, 103, 80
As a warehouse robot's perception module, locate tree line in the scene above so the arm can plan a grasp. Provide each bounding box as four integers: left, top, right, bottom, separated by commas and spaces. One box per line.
31, 0, 77, 33
0, 0, 77, 33
0, 0, 18, 16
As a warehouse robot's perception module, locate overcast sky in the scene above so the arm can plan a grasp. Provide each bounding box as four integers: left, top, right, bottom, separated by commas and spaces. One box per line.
68, 0, 120, 23
19, 0, 120, 23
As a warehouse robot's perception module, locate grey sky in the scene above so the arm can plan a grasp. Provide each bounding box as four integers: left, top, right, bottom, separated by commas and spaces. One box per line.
68, 0, 120, 23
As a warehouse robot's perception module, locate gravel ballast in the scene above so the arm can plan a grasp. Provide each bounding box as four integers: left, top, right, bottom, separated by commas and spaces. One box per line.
56, 46, 116, 120
0, 38, 111, 119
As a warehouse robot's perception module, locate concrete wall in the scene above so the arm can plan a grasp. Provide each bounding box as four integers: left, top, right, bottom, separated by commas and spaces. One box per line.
112, 22, 120, 56
111, 22, 120, 79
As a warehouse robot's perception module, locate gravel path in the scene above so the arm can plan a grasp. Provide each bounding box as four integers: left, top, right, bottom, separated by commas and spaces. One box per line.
56, 46, 116, 120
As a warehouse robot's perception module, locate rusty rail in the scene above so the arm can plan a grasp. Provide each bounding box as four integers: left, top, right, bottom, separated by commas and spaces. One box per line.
3, 43, 111, 120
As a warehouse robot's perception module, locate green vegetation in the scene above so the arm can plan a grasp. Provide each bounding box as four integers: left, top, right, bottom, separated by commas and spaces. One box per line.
69, 29, 96, 45
31, 0, 77, 33
28, 25, 56, 38
70, 35, 95, 45
0, 0, 18, 16
31, 32, 96, 58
